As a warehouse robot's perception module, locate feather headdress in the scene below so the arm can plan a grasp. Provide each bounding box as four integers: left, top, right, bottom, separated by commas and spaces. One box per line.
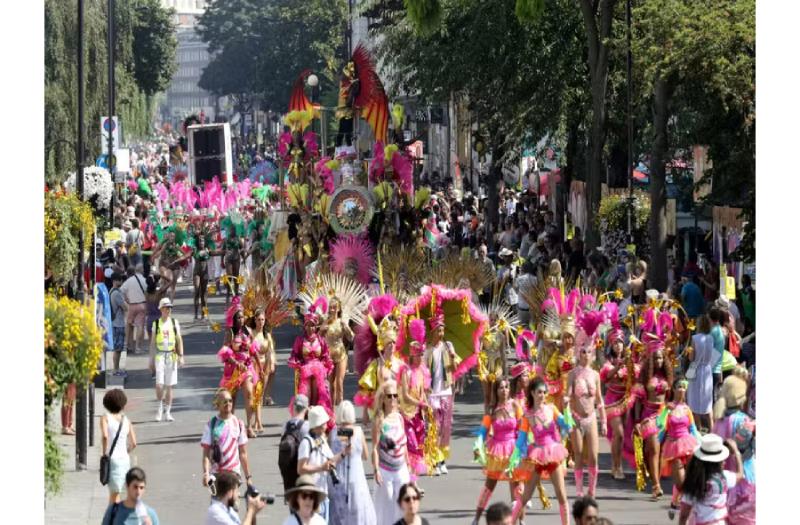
225, 296, 244, 328
241, 266, 292, 330
408, 318, 426, 356
602, 301, 625, 344
354, 294, 399, 375
298, 271, 369, 326
329, 234, 375, 286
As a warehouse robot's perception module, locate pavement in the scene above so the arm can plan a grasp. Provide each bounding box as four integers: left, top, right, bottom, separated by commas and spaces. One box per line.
46, 281, 676, 524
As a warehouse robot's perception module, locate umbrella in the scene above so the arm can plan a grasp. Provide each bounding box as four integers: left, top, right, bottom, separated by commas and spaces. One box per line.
397, 285, 488, 376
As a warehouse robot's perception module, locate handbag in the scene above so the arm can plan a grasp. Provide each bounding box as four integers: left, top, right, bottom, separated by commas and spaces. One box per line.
685, 361, 698, 380
100, 415, 125, 485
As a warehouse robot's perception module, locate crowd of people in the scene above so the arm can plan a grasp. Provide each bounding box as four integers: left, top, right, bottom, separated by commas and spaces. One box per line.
59, 130, 757, 525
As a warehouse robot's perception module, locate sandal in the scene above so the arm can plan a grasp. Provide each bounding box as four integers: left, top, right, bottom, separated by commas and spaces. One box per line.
668, 502, 679, 520
651, 486, 663, 501
266, 397, 274, 406
61, 427, 75, 436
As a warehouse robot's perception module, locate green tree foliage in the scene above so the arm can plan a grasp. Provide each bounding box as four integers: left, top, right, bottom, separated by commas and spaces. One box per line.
631, 0, 755, 283
45, 0, 177, 185
197, 0, 348, 113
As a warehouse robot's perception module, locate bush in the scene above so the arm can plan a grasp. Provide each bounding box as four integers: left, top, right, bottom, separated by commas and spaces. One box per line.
596, 192, 651, 259
45, 425, 64, 495
45, 191, 96, 286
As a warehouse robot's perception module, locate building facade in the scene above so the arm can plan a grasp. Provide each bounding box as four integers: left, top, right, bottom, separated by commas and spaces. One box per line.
160, 0, 215, 127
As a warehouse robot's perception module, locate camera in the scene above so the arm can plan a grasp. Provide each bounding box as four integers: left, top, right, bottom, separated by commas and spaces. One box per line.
328, 464, 341, 486
337, 428, 354, 439
207, 474, 217, 496
246, 484, 276, 505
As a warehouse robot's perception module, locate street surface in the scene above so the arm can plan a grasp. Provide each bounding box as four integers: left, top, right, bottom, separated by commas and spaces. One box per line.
46, 282, 675, 524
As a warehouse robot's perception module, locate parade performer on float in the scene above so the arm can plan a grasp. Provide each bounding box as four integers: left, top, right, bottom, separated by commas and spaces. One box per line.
288, 298, 335, 429
216, 334, 259, 438
599, 301, 638, 480
509, 376, 574, 525
471, 376, 524, 525
567, 309, 607, 498
660, 378, 701, 518
334, 43, 389, 147
397, 318, 431, 479
635, 308, 675, 501
712, 366, 755, 524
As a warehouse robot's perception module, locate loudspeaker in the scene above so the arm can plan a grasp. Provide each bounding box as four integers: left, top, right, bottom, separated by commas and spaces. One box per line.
187, 123, 233, 185
194, 157, 226, 184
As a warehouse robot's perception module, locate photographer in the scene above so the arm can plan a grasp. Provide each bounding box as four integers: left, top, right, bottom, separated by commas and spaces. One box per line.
297, 406, 349, 522
205, 471, 266, 525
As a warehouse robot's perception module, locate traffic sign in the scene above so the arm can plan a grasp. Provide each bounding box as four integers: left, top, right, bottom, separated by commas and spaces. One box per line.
100, 116, 120, 155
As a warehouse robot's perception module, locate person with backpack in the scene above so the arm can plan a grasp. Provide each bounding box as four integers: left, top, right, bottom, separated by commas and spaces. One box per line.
201, 388, 253, 489
101, 467, 158, 525
126, 218, 144, 269
279, 395, 310, 494
148, 297, 184, 422
121, 265, 149, 355
100, 389, 137, 505
109, 273, 128, 377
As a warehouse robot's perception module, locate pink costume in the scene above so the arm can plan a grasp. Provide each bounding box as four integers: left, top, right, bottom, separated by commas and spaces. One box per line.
398, 360, 431, 477
659, 402, 700, 477
482, 401, 521, 481
600, 359, 640, 439
713, 410, 755, 524
639, 374, 669, 440
217, 341, 259, 391
516, 404, 571, 478
288, 333, 335, 426
568, 364, 600, 433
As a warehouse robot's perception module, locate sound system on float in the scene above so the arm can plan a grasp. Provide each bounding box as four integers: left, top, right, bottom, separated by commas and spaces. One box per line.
187, 123, 233, 186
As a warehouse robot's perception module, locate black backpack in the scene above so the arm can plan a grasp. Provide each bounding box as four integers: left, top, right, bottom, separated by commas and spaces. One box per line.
278, 420, 307, 492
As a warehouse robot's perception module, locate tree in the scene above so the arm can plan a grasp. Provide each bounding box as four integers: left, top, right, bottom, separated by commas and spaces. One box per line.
632, 0, 755, 288
381, 0, 587, 244
44, 0, 178, 184
197, 0, 348, 113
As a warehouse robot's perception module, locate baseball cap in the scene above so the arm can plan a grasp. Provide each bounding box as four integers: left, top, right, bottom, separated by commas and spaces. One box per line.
293, 394, 309, 412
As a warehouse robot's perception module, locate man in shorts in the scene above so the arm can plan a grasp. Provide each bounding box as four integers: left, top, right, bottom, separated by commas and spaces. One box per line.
148, 298, 184, 422
109, 272, 128, 376
121, 265, 148, 354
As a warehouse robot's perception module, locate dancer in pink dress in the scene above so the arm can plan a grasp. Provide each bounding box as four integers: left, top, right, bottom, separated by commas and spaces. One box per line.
509, 377, 574, 525
659, 379, 701, 518
289, 298, 335, 429
397, 319, 431, 479
217, 334, 259, 437
471, 377, 523, 524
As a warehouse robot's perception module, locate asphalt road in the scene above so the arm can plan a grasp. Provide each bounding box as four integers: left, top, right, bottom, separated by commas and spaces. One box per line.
46, 281, 675, 524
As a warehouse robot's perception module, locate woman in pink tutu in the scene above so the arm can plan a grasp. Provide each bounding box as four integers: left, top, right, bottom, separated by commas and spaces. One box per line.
510, 377, 573, 525
659, 378, 701, 519
471, 377, 523, 525
398, 319, 431, 479
288, 299, 335, 428
217, 334, 259, 437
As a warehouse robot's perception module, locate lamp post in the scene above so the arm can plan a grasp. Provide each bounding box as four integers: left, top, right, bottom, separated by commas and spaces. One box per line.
307, 73, 320, 146
626, 0, 634, 244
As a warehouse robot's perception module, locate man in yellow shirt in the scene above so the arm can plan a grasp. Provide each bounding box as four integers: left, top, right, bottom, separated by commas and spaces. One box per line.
148, 298, 184, 422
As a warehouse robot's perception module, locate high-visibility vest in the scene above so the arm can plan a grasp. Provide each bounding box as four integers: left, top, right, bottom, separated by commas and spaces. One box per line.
154, 317, 178, 353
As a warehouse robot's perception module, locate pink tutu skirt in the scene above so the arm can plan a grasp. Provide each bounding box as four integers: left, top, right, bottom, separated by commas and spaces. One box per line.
485, 439, 515, 480
522, 441, 568, 475
639, 402, 665, 440
660, 434, 698, 476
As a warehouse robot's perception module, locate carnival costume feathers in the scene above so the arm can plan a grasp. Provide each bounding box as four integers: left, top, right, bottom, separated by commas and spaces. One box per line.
329, 234, 376, 286
298, 271, 369, 327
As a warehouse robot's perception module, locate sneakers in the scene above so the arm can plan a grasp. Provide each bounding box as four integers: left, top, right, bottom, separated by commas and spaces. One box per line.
155, 403, 163, 422
165, 409, 174, 422
113, 370, 128, 377
526, 500, 533, 509
439, 462, 448, 475
433, 465, 442, 476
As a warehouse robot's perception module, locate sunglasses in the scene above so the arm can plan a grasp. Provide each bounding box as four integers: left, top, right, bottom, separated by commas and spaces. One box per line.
299, 492, 316, 501
385, 393, 399, 399
403, 495, 421, 503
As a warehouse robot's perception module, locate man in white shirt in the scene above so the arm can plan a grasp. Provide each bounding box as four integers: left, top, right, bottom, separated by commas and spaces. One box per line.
205, 471, 265, 525
202, 389, 252, 485
120, 265, 148, 354
148, 298, 184, 422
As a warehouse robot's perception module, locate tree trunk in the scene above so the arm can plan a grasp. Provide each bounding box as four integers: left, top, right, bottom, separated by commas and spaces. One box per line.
649, 76, 673, 292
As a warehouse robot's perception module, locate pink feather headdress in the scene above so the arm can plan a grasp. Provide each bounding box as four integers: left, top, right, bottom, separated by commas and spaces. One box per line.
640, 306, 675, 353
408, 318, 426, 356
602, 301, 625, 344
575, 310, 605, 351
304, 296, 328, 326
225, 296, 243, 328
354, 294, 399, 375
329, 234, 375, 285
515, 329, 537, 362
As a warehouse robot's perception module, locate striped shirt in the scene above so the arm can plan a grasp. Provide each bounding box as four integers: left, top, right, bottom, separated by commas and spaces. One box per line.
378, 413, 407, 472
200, 415, 248, 475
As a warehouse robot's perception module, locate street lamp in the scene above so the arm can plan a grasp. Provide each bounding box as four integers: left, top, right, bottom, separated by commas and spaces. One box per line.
307, 73, 319, 88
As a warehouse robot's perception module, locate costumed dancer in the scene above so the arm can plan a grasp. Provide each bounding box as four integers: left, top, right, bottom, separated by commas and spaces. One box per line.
353, 294, 401, 421
635, 308, 675, 501
471, 376, 523, 525
660, 378, 701, 519
397, 318, 431, 480
152, 228, 191, 302
423, 307, 459, 476
599, 301, 637, 480
321, 297, 354, 407
477, 307, 516, 411
288, 298, 335, 429
510, 361, 532, 409
712, 366, 755, 524
509, 377, 574, 525
223, 297, 250, 347
539, 288, 581, 413
221, 220, 246, 304
567, 309, 607, 498
216, 334, 259, 438
247, 308, 274, 430
189, 234, 214, 320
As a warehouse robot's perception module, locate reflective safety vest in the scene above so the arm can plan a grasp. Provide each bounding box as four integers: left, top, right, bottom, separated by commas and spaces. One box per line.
154, 317, 179, 353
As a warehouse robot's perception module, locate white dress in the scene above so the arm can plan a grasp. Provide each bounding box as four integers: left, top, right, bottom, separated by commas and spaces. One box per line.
327, 426, 377, 525
687, 333, 714, 414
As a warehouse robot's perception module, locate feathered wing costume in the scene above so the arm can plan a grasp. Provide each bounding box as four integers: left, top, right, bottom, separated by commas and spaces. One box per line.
288, 297, 335, 430
353, 294, 399, 410
477, 299, 520, 386
298, 271, 369, 327
335, 44, 389, 145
